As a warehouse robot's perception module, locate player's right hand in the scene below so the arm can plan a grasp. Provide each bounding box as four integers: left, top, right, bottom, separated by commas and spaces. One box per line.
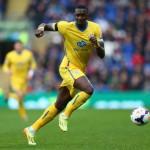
6, 70, 12, 76
35, 29, 44, 38
35, 24, 45, 38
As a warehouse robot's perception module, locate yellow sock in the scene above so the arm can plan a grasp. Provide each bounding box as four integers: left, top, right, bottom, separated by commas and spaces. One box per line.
64, 91, 90, 118
31, 104, 58, 131
18, 102, 27, 120
12, 93, 27, 120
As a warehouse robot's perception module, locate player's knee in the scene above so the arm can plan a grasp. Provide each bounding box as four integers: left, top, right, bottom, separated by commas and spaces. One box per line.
55, 103, 62, 112
55, 100, 69, 112
86, 86, 94, 95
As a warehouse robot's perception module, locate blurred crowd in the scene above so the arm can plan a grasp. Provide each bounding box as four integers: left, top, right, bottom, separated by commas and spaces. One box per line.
0, 0, 7, 19
2, 0, 150, 92
26, 0, 150, 92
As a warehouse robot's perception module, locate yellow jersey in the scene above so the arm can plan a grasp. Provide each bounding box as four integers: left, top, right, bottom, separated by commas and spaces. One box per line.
3, 49, 36, 83
57, 20, 102, 71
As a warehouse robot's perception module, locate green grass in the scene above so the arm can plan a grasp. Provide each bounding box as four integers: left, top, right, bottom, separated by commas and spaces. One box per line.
0, 109, 150, 150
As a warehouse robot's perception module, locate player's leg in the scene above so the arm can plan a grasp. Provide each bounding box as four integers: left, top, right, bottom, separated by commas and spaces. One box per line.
4, 91, 9, 103
59, 76, 93, 131
63, 76, 93, 118
31, 86, 72, 131
24, 86, 72, 145
16, 91, 28, 121
9, 82, 28, 120
56, 87, 72, 131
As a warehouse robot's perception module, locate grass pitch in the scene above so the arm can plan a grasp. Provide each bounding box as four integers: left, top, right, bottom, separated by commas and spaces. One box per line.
0, 108, 150, 150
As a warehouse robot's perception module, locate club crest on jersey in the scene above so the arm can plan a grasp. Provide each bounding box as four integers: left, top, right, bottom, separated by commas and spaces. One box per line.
77, 40, 87, 47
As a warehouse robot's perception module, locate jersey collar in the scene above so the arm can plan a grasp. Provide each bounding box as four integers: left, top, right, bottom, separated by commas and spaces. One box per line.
75, 21, 88, 32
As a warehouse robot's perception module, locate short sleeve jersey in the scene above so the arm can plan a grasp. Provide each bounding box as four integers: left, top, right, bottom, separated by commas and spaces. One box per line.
57, 20, 102, 71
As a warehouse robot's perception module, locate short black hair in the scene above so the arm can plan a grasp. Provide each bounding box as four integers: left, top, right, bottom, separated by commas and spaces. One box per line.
75, 5, 88, 12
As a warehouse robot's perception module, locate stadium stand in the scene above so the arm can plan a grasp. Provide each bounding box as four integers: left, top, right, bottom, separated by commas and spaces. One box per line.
0, 0, 150, 92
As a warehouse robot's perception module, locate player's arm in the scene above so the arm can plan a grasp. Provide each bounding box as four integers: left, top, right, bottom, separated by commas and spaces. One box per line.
96, 39, 105, 59
35, 23, 58, 38
89, 35, 105, 59
2, 54, 11, 74
28, 53, 37, 80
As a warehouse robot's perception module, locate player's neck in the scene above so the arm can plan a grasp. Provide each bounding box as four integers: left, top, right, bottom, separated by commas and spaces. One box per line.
75, 21, 87, 31
16, 50, 23, 54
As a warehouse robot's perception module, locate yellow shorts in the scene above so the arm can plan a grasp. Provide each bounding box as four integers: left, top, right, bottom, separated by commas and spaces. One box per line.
10, 80, 27, 94
59, 63, 86, 97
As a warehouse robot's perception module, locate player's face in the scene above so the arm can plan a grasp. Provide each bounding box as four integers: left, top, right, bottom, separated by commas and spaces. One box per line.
14, 42, 23, 53
75, 9, 88, 25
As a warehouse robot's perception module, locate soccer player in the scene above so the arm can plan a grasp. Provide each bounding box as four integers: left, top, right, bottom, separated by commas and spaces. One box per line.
24, 5, 105, 145
3, 40, 36, 121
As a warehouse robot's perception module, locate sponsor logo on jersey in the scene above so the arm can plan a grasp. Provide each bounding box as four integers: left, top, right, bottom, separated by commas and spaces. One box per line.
77, 41, 87, 47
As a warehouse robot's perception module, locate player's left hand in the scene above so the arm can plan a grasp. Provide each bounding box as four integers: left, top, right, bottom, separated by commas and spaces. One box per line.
27, 70, 34, 80
89, 34, 99, 48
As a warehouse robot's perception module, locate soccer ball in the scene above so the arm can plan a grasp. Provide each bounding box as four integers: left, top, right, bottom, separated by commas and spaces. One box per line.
130, 107, 150, 125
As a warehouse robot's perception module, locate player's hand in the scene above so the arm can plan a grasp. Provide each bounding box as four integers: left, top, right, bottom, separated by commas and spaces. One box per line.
35, 29, 44, 38
35, 24, 45, 38
27, 69, 34, 80
89, 34, 99, 48
6, 71, 12, 76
